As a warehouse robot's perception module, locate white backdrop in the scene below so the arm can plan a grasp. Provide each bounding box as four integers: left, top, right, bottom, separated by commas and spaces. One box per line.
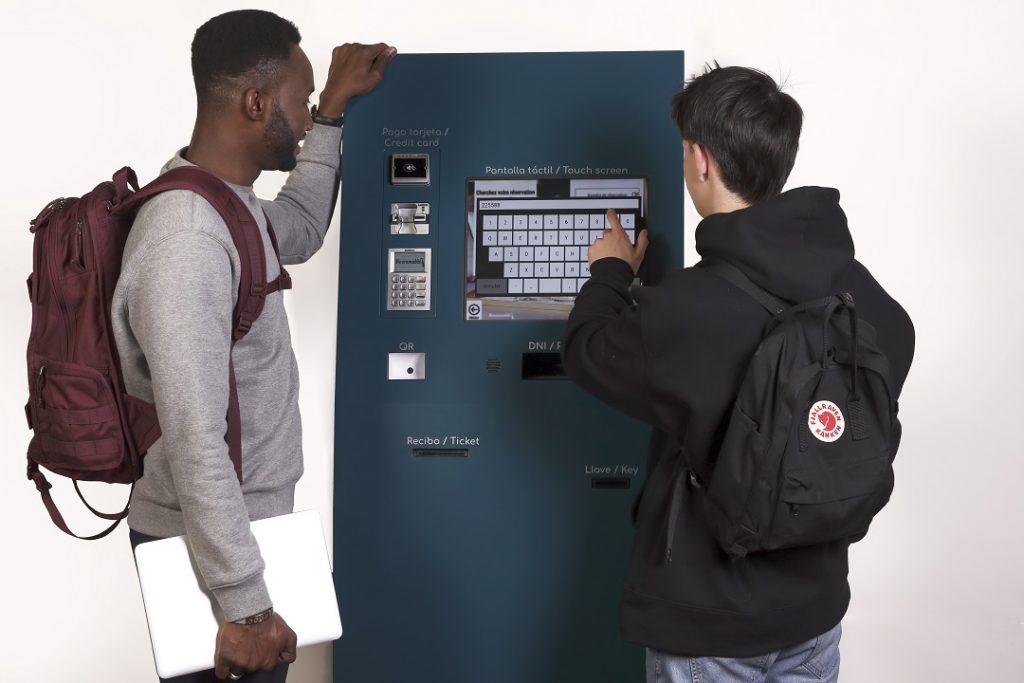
1, 1, 1021, 681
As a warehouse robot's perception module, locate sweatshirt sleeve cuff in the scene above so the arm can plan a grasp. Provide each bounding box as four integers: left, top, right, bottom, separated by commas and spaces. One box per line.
212, 573, 272, 623
299, 124, 344, 166
589, 257, 636, 288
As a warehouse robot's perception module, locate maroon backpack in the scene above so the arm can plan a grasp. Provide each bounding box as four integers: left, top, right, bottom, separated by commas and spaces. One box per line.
25, 166, 291, 539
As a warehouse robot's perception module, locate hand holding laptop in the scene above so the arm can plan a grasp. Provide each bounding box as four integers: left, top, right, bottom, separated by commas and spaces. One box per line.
215, 611, 297, 679
134, 510, 342, 679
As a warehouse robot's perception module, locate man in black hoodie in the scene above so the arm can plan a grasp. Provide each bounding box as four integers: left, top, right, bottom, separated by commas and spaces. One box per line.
562, 65, 914, 682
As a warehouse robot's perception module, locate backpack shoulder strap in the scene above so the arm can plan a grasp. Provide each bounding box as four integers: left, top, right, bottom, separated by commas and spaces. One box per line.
117, 166, 276, 484
119, 167, 269, 338
700, 260, 786, 317
122, 167, 294, 336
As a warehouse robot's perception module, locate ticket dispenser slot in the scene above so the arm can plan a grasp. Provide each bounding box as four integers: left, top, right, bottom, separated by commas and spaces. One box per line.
336, 52, 684, 683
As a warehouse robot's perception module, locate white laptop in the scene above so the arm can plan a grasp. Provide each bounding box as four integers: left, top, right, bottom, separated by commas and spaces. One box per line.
133, 509, 342, 679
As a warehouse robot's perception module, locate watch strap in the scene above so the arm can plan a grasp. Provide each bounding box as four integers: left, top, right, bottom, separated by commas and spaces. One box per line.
233, 607, 274, 625
310, 105, 344, 128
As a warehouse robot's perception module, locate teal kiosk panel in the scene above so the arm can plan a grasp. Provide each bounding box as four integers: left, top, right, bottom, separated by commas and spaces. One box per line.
335, 52, 684, 683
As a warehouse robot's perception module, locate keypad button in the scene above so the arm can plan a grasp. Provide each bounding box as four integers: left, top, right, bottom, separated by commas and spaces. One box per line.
539, 278, 561, 293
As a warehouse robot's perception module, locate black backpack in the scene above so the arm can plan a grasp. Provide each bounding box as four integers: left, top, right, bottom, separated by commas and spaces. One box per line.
696, 261, 901, 558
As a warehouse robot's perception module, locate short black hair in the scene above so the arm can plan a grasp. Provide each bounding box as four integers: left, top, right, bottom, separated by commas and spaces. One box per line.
671, 64, 803, 204
191, 10, 301, 106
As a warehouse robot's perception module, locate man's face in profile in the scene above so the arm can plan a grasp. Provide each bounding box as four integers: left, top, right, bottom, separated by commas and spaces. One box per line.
261, 45, 315, 172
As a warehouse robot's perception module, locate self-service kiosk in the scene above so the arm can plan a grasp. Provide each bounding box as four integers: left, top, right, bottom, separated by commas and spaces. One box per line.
334, 52, 684, 683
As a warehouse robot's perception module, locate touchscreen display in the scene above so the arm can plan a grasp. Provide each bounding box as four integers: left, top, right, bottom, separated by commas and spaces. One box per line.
464, 177, 646, 321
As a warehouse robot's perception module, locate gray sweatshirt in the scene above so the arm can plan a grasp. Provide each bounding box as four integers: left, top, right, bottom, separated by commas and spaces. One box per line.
112, 124, 342, 621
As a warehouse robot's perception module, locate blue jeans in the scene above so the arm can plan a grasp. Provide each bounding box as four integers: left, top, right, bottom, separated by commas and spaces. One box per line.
646, 623, 841, 683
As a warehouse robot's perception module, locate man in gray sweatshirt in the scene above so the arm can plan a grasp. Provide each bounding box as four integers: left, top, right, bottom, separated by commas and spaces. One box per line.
111, 10, 394, 681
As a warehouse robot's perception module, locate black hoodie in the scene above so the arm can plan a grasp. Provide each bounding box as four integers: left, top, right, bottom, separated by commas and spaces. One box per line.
562, 186, 914, 657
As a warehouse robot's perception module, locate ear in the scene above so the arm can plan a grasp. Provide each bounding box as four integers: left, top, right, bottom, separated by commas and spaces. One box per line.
691, 142, 710, 182
242, 88, 267, 122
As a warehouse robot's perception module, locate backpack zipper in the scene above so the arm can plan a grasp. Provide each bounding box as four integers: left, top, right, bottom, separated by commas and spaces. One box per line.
664, 460, 688, 562
73, 219, 85, 269
65, 209, 89, 356
29, 197, 66, 233
36, 363, 47, 409
44, 205, 73, 360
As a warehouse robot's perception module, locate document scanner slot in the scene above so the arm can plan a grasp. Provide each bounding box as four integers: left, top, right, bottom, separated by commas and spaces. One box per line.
522, 352, 567, 380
